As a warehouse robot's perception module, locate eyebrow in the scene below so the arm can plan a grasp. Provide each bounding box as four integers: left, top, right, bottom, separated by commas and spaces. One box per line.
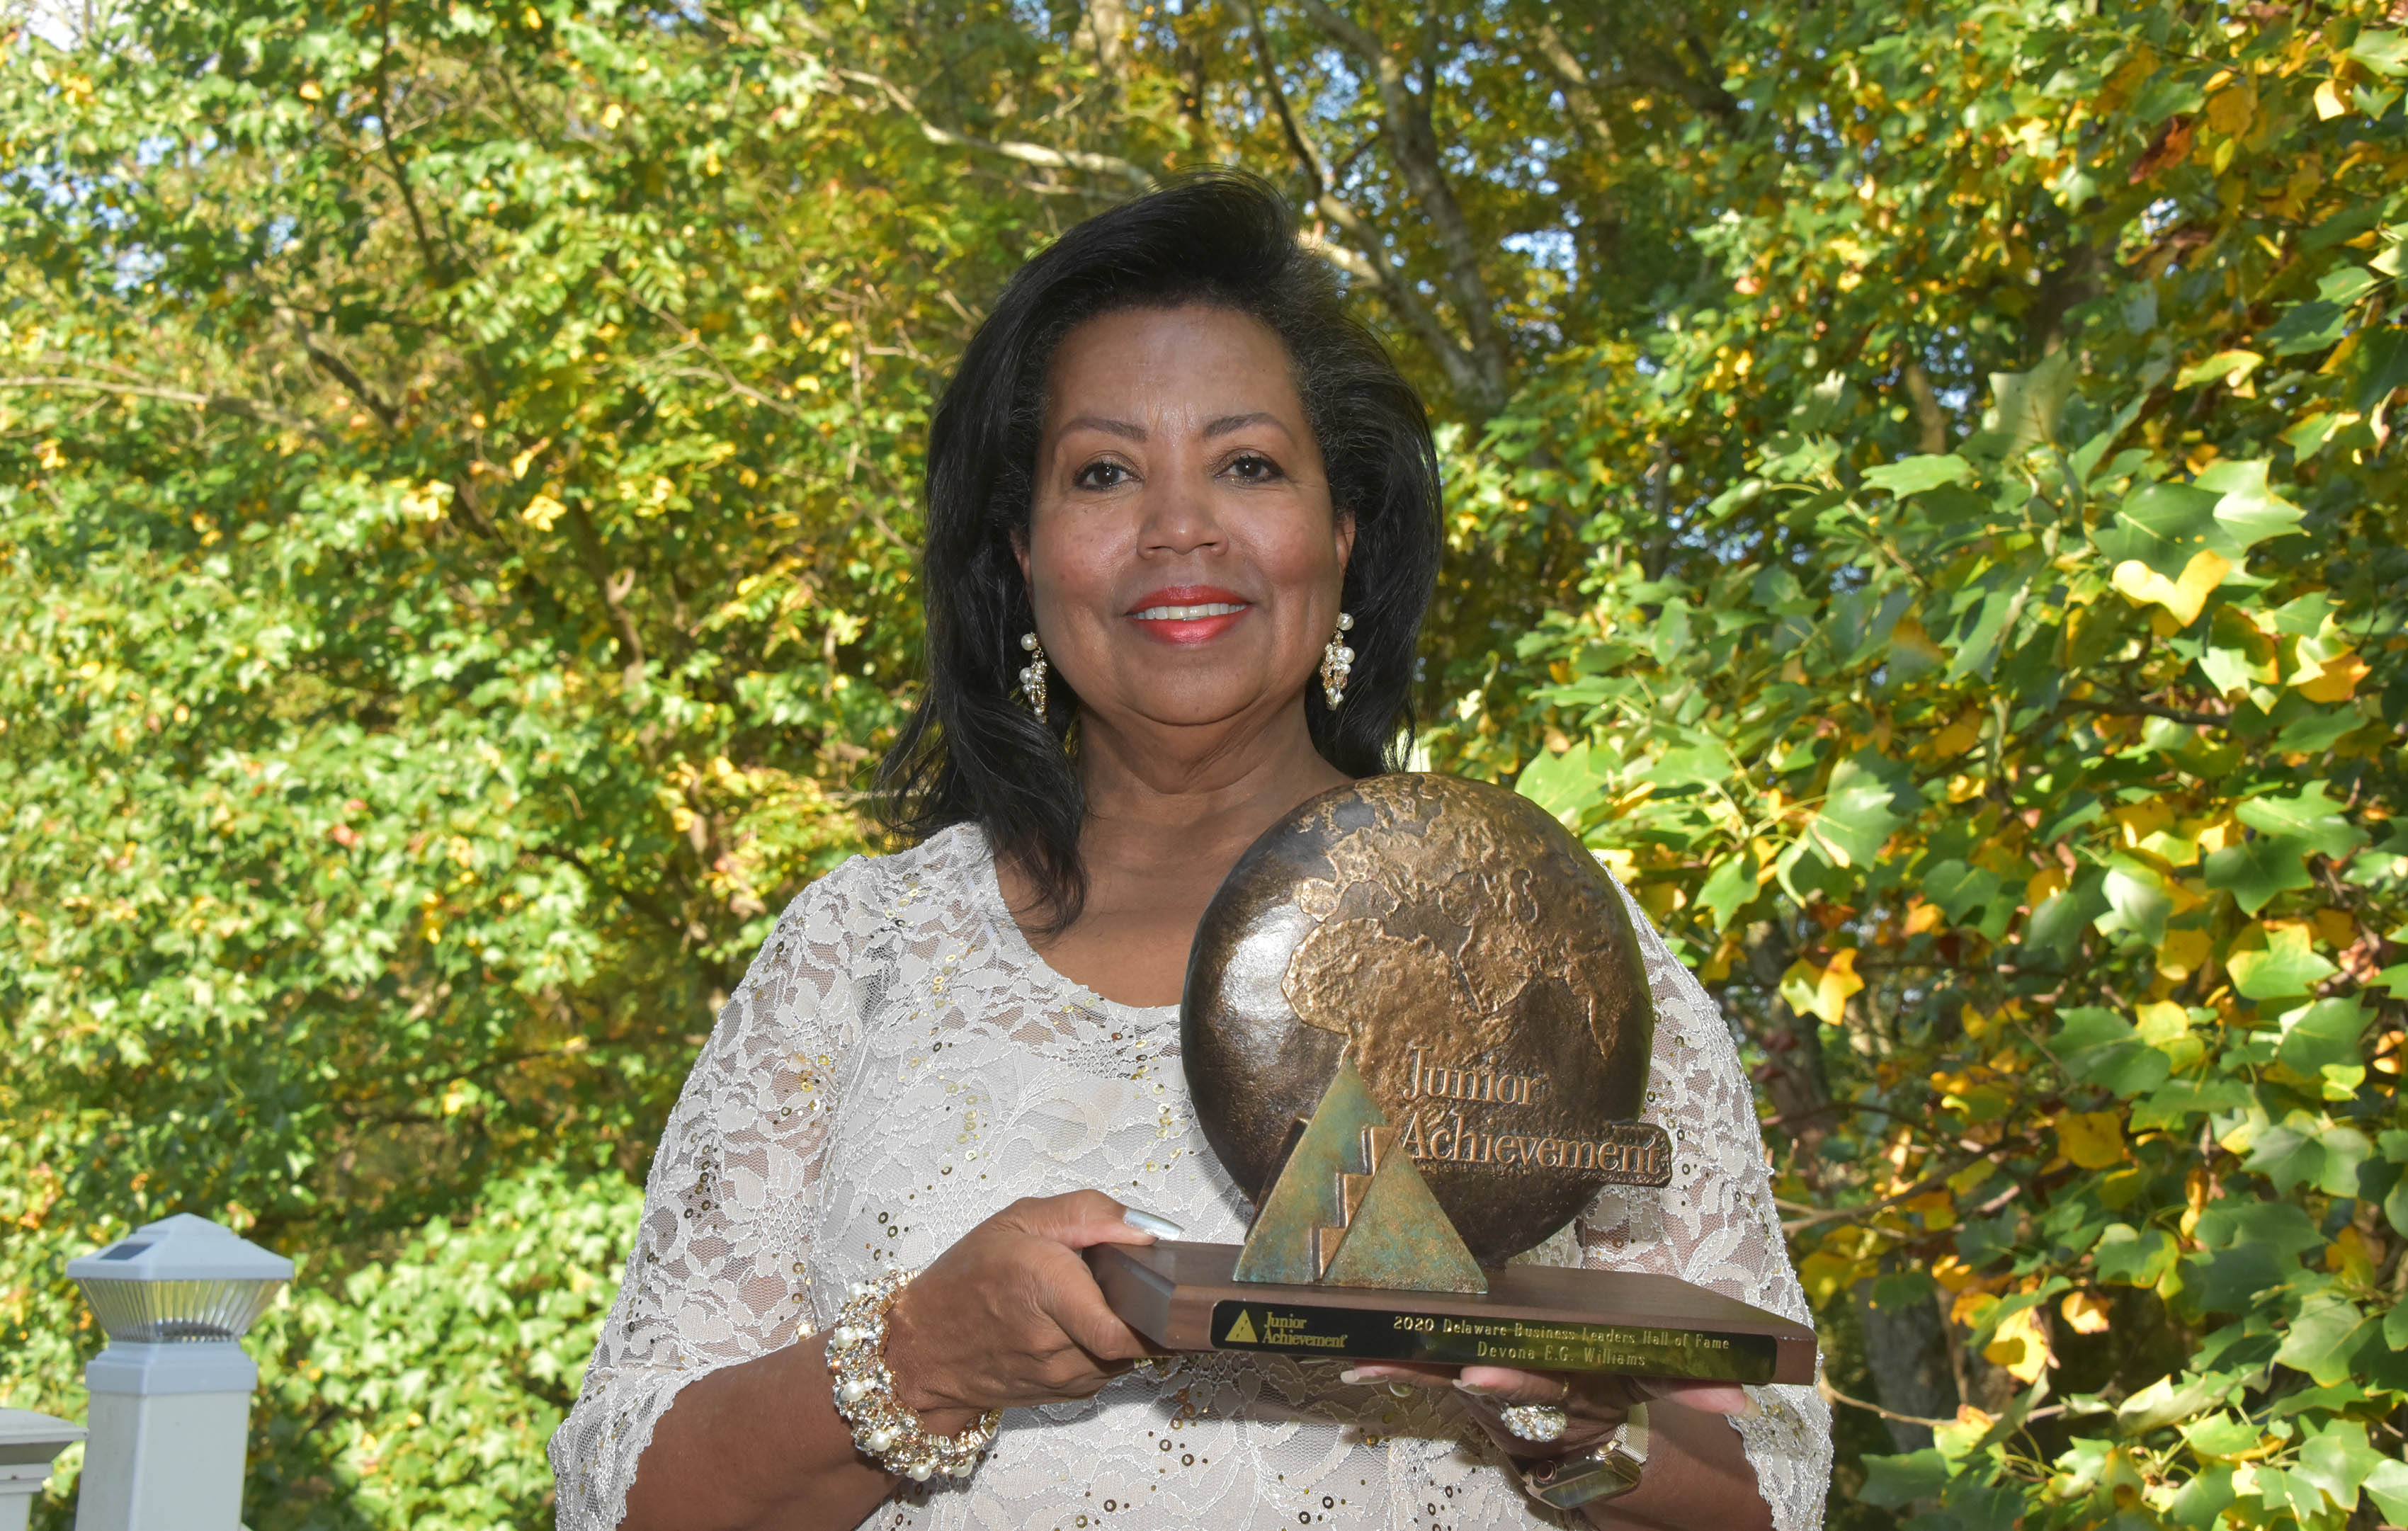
1203, 411, 1293, 441
1052, 411, 1296, 443
1057, 414, 1147, 441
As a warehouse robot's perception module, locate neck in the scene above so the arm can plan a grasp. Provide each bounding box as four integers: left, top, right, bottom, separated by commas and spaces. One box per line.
1073, 696, 1349, 864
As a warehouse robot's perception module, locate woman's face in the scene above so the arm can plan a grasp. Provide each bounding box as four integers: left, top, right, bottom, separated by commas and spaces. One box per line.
1019, 304, 1353, 738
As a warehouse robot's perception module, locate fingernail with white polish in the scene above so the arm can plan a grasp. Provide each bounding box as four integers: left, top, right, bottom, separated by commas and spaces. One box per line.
1453, 1379, 1496, 1397
1339, 1368, 1370, 1385
1122, 1207, 1184, 1239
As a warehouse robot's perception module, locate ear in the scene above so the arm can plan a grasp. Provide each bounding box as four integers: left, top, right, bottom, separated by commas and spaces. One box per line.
1011, 523, 1032, 586
1333, 508, 1357, 576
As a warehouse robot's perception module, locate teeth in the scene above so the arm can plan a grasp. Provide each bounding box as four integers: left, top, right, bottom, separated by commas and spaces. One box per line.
1134, 602, 1246, 621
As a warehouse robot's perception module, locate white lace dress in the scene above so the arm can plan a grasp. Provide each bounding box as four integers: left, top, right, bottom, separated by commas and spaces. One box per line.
550, 824, 1831, 1531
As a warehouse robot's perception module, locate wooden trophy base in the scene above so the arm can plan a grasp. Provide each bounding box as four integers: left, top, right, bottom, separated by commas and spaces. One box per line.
1089, 1241, 1817, 1385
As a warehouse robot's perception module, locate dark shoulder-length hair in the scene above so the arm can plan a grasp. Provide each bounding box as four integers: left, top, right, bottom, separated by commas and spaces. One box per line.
874, 169, 1443, 931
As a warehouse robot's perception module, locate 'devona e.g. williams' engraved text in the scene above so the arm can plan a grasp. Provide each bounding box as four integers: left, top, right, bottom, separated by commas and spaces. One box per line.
1395, 1110, 1670, 1182
1207, 1299, 1780, 1382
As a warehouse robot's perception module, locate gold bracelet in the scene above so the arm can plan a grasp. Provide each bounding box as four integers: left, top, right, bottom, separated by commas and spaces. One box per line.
827, 1268, 1002, 1482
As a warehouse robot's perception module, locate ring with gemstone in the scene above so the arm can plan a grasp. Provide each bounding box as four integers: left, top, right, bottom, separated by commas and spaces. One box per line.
1499, 1404, 1569, 1442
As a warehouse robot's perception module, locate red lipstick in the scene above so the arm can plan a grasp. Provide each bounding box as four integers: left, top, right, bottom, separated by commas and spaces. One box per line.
1126, 585, 1252, 645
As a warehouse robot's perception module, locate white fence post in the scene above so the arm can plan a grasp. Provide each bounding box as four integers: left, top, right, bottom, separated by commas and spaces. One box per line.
65, 1215, 290, 1531
0, 1410, 86, 1531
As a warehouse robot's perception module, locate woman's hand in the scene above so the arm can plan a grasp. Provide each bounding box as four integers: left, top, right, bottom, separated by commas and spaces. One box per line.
1337, 1360, 1751, 1460
880, 1190, 1164, 1435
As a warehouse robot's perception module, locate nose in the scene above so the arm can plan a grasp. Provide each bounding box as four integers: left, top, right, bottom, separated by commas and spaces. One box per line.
1137, 470, 1226, 558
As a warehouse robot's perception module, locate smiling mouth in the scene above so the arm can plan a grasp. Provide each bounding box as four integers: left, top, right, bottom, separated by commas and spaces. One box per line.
1132, 601, 1249, 621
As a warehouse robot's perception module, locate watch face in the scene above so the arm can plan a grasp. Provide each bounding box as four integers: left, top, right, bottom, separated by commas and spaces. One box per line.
1181, 773, 1666, 1265
1524, 1443, 1647, 1509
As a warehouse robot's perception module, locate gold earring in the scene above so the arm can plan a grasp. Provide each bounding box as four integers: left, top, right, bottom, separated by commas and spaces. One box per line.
1018, 631, 1048, 716
1320, 612, 1356, 709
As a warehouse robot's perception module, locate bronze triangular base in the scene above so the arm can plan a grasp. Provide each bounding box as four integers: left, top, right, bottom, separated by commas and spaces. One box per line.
1232, 1056, 1485, 1294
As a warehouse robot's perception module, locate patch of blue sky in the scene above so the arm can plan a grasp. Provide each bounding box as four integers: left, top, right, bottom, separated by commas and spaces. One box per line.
1504, 229, 1576, 276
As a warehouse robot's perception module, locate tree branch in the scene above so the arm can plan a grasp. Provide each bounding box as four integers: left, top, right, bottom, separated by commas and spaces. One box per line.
1903, 355, 1951, 455
1533, 21, 1614, 151
2063, 695, 2230, 729
1819, 1377, 1955, 1431
1232, 0, 1500, 412
0, 375, 328, 438
287, 316, 399, 430
1572, 8, 1742, 129
837, 68, 1152, 191
1293, 0, 1509, 415
562, 501, 646, 688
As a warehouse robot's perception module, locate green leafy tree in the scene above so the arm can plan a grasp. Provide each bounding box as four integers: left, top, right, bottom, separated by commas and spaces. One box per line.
1432, 5, 2408, 1527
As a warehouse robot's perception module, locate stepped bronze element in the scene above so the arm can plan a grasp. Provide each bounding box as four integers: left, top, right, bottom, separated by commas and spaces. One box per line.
1232, 1057, 1485, 1293
1089, 774, 1817, 1387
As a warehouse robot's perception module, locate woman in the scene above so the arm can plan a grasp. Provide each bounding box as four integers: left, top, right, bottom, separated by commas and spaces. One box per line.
550, 172, 1831, 1531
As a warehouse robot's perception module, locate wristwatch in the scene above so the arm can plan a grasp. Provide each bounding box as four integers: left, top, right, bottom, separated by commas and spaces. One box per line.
1521, 1403, 1649, 1510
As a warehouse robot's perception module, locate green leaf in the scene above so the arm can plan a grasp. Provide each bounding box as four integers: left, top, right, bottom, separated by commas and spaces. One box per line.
2366, 1459, 2408, 1527
2353, 326, 2408, 415
2260, 300, 2351, 358
2296, 1420, 2386, 1510
2227, 927, 2339, 1000
1977, 350, 2077, 456
2167, 1466, 2236, 1530
2100, 859, 2174, 945
2348, 27, 2408, 77
2093, 482, 2221, 578
2276, 998, 2368, 1081
2132, 1078, 2252, 1132
2275, 1294, 2370, 1387
1648, 740, 1739, 788
2193, 458, 2306, 554
2205, 838, 2317, 917
2246, 1113, 2374, 1195
1516, 744, 1599, 825
1923, 858, 2005, 923
2234, 786, 2368, 858
2183, 1416, 2262, 1457
1697, 854, 1759, 930
2194, 1199, 2323, 1260
2117, 1370, 2222, 1433
1860, 1450, 1948, 1508
1862, 453, 1976, 495
1805, 753, 1912, 870
2093, 1224, 2179, 1287
2056, 1008, 2174, 1095
2262, 1467, 2333, 1525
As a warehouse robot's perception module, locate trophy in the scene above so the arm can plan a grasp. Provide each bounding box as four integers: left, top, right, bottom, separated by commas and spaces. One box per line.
1088, 775, 1816, 1388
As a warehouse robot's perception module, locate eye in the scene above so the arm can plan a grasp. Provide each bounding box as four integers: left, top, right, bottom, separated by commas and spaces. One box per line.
1224, 452, 1284, 483
1073, 459, 1133, 490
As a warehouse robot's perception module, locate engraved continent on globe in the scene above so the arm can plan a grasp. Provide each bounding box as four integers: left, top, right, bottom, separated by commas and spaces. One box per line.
1182, 773, 1666, 1265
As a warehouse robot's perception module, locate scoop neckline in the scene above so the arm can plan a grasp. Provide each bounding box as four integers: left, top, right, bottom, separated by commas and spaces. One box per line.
964, 829, 1182, 1028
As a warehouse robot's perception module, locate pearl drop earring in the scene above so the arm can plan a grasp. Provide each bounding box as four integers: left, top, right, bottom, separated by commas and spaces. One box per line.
1018, 632, 1048, 717
1320, 613, 1356, 709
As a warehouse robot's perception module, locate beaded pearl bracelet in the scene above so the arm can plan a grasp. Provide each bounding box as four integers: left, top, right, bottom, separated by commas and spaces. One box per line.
827, 1268, 1002, 1482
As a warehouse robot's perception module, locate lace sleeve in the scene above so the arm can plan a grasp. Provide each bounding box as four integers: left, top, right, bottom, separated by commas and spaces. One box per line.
1574, 887, 1833, 1531
548, 868, 868, 1531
